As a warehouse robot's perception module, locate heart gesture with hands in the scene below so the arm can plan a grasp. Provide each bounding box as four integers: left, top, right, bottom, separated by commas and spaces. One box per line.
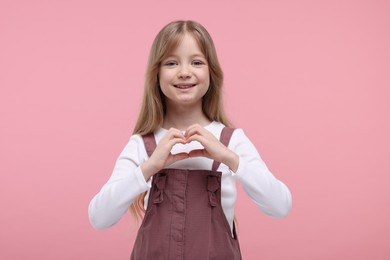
184, 124, 238, 171
141, 124, 239, 181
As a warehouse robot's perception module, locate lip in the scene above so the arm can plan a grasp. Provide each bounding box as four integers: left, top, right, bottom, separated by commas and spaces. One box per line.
174, 83, 197, 89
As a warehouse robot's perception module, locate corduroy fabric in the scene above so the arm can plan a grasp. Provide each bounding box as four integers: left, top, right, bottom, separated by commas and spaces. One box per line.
131, 127, 241, 260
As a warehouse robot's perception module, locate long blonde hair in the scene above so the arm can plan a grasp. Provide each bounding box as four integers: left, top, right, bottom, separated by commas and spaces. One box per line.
130, 20, 231, 220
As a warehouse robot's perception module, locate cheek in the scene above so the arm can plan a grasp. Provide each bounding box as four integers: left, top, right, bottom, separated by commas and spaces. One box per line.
202, 75, 211, 95
204, 73, 211, 86
158, 76, 170, 97
159, 81, 168, 96
158, 72, 167, 88
159, 69, 174, 84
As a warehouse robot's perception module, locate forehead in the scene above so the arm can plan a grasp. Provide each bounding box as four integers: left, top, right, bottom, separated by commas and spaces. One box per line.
168, 33, 205, 57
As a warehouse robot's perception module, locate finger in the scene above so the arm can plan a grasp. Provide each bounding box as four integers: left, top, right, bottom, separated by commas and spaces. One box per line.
186, 134, 208, 146
167, 152, 189, 166
188, 149, 210, 159
163, 128, 185, 140
161, 134, 186, 146
155, 137, 186, 157
184, 124, 205, 138
167, 137, 187, 147
168, 128, 184, 136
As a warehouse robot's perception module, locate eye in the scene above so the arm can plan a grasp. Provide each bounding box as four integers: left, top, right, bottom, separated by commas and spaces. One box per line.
164, 60, 178, 67
192, 60, 206, 67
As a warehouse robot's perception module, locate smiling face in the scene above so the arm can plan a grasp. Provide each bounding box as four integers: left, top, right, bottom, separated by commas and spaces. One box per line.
158, 33, 210, 111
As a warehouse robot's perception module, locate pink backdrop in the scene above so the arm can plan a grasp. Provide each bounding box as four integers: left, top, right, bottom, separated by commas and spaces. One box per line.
1, 0, 389, 259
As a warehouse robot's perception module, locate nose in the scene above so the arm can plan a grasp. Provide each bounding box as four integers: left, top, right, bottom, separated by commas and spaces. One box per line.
177, 66, 192, 79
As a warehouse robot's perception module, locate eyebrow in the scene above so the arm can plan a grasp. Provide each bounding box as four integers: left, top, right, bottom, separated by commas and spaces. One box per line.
165, 53, 206, 59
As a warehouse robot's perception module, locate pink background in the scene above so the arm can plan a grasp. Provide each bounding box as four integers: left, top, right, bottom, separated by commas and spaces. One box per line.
1, 0, 389, 259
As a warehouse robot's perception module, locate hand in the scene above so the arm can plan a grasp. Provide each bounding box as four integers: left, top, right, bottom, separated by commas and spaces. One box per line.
184, 124, 239, 172
141, 128, 189, 180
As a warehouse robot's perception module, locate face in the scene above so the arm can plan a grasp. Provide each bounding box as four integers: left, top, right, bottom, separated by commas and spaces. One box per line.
159, 33, 210, 110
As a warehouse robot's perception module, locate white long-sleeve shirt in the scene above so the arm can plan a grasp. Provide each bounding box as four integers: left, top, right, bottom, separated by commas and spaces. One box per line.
89, 121, 292, 232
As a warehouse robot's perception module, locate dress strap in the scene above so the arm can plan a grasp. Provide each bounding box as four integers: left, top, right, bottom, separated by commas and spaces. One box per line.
142, 127, 235, 170
211, 127, 236, 171
142, 133, 157, 157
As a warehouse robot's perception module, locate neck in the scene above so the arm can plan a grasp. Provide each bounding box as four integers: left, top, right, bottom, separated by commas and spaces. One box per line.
163, 103, 211, 131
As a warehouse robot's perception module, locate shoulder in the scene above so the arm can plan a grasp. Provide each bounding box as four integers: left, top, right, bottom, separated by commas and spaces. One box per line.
128, 129, 162, 145
127, 133, 144, 145
209, 121, 245, 137
208, 121, 249, 145
206, 121, 224, 133
119, 133, 148, 159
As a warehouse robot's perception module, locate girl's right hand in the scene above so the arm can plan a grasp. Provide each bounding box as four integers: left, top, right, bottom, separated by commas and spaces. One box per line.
140, 128, 189, 180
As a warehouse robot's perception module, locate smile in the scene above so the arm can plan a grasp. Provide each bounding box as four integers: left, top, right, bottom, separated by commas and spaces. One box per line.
174, 84, 196, 89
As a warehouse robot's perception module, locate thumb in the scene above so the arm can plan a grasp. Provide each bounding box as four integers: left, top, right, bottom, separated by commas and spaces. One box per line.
188, 149, 210, 159
167, 152, 189, 166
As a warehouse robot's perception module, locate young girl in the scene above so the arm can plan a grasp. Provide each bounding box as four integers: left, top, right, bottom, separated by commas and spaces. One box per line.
89, 20, 292, 259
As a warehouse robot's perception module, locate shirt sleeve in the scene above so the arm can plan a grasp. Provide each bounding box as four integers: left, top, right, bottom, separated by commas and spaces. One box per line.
230, 129, 292, 218
88, 134, 151, 230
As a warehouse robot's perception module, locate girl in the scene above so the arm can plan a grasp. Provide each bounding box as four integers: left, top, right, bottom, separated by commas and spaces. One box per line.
89, 20, 292, 259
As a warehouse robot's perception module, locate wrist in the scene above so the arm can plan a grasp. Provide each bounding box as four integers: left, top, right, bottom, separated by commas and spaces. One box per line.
223, 150, 239, 173
140, 160, 158, 181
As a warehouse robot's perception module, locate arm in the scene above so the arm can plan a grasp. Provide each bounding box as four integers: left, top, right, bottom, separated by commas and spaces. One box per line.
231, 129, 292, 218
88, 135, 150, 230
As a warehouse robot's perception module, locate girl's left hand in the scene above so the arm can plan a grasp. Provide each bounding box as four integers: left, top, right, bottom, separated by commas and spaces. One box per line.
184, 124, 239, 172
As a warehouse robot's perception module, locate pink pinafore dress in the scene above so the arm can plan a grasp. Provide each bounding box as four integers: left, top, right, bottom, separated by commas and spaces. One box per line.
131, 127, 242, 260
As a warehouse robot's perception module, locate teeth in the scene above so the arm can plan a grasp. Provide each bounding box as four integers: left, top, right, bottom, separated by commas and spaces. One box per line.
175, 84, 195, 89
